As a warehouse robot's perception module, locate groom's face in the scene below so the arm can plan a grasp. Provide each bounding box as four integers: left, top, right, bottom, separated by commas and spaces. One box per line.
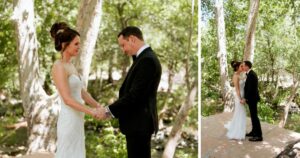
118, 35, 134, 56
242, 63, 249, 71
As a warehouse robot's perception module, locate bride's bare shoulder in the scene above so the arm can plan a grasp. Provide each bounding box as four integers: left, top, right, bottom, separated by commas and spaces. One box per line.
51, 60, 66, 75
232, 73, 239, 79
52, 60, 62, 69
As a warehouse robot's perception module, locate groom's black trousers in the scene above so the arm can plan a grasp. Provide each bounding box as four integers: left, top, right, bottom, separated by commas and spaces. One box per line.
248, 101, 262, 137
126, 133, 152, 158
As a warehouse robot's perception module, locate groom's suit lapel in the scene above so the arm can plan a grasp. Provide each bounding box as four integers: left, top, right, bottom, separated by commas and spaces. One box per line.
119, 48, 149, 96
246, 70, 253, 84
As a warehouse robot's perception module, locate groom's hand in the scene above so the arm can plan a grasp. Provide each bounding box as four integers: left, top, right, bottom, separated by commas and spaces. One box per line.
240, 99, 246, 104
91, 107, 106, 120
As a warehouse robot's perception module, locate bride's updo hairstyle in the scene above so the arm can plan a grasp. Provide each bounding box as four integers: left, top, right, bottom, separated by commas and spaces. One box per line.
50, 22, 80, 52
231, 61, 241, 72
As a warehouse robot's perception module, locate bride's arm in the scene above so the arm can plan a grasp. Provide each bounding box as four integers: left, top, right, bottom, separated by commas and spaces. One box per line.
233, 75, 242, 100
52, 63, 95, 116
81, 89, 101, 108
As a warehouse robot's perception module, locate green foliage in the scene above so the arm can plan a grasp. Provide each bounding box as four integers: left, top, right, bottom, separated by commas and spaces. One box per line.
175, 148, 198, 158
0, 2, 18, 91
257, 102, 278, 124
0, 0, 197, 157
285, 114, 300, 133
0, 101, 26, 156
202, 0, 300, 135
201, 103, 223, 117
85, 125, 127, 158
184, 103, 198, 130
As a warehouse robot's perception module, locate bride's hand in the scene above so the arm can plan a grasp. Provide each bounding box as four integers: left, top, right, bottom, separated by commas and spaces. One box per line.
92, 107, 105, 120
240, 99, 245, 104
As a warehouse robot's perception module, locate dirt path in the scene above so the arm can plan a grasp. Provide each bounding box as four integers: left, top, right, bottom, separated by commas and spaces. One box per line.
202, 112, 300, 158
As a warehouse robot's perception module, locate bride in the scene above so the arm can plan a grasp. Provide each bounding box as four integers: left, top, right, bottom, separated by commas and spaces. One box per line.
50, 22, 104, 158
224, 61, 247, 140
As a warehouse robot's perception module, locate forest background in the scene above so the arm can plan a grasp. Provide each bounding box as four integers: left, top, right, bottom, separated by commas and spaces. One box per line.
0, 0, 198, 158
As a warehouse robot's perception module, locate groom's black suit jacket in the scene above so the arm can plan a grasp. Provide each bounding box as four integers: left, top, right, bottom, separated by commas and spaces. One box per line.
109, 47, 162, 135
244, 70, 260, 103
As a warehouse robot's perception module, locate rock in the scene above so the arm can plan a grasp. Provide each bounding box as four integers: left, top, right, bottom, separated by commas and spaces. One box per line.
276, 139, 300, 158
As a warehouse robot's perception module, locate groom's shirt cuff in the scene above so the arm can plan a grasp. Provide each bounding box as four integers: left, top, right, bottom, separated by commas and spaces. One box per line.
106, 107, 115, 118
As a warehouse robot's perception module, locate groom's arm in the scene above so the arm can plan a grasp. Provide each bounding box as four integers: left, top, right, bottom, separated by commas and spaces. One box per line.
108, 58, 157, 118
247, 72, 259, 100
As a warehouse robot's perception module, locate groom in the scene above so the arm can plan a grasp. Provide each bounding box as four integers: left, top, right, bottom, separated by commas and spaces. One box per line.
99, 26, 162, 158
242, 61, 263, 141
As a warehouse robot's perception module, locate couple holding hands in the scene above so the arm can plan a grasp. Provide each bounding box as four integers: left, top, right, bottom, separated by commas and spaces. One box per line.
50, 22, 162, 158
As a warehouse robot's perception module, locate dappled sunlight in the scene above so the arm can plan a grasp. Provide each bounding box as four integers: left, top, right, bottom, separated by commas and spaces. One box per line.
202, 113, 300, 158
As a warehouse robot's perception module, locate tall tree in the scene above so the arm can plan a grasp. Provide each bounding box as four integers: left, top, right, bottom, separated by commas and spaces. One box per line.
11, 0, 103, 153
279, 79, 298, 128
162, 0, 198, 157
243, 0, 260, 62
74, 0, 103, 87
278, 0, 299, 128
215, 0, 234, 112
11, 0, 58, 153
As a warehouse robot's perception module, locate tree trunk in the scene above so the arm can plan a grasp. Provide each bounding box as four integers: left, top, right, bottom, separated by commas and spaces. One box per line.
215, 0, 234, 112
279, 79, 299, 128
74, 0, 103, 86
158, 62, 176, 128
11, 0, 59, 153
243, 0, 260, 62
115, 3, 132, 80
273, 74, 279, 99
162, 83, 197, 158
11, 0, 103, 154
162, 0, 196, 157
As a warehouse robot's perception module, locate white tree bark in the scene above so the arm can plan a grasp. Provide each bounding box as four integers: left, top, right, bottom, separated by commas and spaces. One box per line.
162, 83, 197, 158
75, 0, 103, 87
11, 0, 59, 153
11, 0, 103, 153
215, 0, 234, 112
279, 80, 299, 128
243, 0, 260, 62
162, 1, 197, 157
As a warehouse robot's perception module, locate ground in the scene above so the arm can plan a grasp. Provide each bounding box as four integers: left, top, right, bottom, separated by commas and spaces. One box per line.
202, 112, 300, 158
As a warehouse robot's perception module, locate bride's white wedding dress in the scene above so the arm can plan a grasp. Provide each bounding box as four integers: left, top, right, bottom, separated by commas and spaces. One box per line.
55, 74, 86, 158
225, 75, 247, 140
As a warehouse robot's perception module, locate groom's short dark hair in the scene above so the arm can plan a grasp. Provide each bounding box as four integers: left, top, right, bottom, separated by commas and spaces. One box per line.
118, 26, 144, 41
244, 61, 252, 68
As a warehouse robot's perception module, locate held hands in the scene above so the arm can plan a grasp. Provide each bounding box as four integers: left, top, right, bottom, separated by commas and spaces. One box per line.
91, 106, 106, 120
240, 98, 246, 105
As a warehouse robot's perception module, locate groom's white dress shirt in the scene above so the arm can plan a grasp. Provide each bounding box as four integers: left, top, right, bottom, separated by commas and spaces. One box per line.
136, 44, 150, 57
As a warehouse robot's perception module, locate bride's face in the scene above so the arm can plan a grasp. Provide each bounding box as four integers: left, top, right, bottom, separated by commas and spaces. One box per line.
242, 63, 249, 71
63, 36, 80, 57
238, 64, 243, 72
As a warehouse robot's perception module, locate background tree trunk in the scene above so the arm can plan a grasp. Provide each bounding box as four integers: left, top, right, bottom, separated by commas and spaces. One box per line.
115, 3, 131, 80
74, 0, 103, 87
11, 0, 59, 153
215, 0, 234, 112
162, 82, 197, 158
279, 78, 299, 128
162, 0, 197, 157
243, 0, 260, 62
158, 62, 176, 128
11, 0, 103, 154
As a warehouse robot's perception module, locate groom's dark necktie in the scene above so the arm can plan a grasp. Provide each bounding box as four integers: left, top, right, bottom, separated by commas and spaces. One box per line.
132, 55, 137, 61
